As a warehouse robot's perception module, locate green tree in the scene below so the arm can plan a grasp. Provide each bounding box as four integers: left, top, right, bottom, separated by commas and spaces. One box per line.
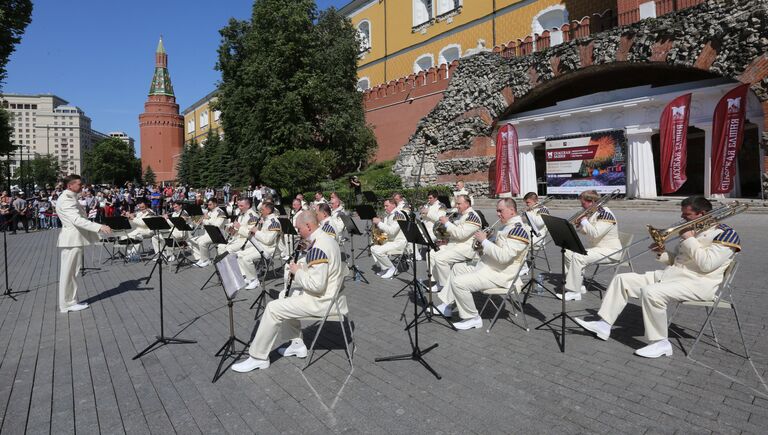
216, 0, 375, 181
144, 165, 157, 186
175, 139, 200, 186
0, 0, 33, 156
261, 148, 331, 196
29, 154, 60, 187
82, 137, 141, 185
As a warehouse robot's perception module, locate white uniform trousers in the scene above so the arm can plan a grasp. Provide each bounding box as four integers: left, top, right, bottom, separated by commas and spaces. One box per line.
59, 247, 83, 311
237, 244, 267, 281
151, 232, 184, 256
126, 229, 151, 241
248, 294, 331, 360
435, 263, 471, 311
597, 271, 715, 341
277, 235, 288, 259
564, 247, 620, 293
219, 238, 245, 255
431, 244, 475, 287
191, 234, 213, 261
371, 240, 406, 269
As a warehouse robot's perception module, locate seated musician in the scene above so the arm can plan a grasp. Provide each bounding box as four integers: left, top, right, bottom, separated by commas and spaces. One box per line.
329, 196, 346, 237
151, 201, 190, 262
451, 180, 474, 208
370, 198, 407, 279
315, 203, 338, 242
421, 190, 447, 243
430, 195, 481, 292
560, 190, 622, 301
232, 211, 347, 372
312, 191, 327, 209
122, 200, 155, 255
295, 194, 309, 211
393, 192, 410, 214
237, 202, 282, 290
219, 198, 259, 255
576, 196, 740, 358
190, 198, 227, 267
522, 191, 550, 245
434, 199, 530, 330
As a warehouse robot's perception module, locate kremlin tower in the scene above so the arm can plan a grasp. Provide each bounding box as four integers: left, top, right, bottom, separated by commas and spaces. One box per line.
139, 37, 184, 183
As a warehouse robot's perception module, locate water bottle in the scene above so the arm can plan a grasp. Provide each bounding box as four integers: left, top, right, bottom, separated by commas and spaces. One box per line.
534, 273, 544, 295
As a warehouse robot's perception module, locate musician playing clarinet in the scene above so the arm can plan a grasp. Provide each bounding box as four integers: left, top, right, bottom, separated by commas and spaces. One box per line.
232, 211, 346, 372
576, 196, 741, 358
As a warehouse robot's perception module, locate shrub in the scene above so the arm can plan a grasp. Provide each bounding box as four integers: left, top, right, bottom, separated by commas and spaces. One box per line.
262, 148, 332, 196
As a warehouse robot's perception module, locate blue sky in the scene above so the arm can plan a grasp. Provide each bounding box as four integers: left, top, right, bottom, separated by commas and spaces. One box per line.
4, 0, 350, 155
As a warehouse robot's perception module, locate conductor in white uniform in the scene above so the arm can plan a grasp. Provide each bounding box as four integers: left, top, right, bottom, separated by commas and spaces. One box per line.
56, 175, 111, 313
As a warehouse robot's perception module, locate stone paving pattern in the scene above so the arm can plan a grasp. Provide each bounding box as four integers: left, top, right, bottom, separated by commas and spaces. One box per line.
0, 209, 766, 434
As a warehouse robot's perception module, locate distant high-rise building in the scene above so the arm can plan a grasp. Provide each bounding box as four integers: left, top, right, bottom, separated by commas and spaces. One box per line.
138, 37, 183, 182
108, 131, 136, 149
0, 93, 107, 176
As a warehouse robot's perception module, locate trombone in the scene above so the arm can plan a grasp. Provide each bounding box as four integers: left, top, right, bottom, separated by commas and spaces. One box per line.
568, 189, 621, 225
472, 218, 501, 255
526, 197, 553, 212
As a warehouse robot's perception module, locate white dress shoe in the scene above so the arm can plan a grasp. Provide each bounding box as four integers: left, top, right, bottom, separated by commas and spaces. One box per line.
60, 303, 89, 313
581, 285, 587, 292
574, 317, 611, 340
556, 291, 582, 301
634, 339, 673, 358
429, 303, 452, 317
278, 339, 308, 358
166, 255, 176, 262
231, 357, 270, 372
380, 267, 397, 279
453, 316, 482, 330
245, 279, 261, 290
430, 284, 442, 293
196, 260, 211, 268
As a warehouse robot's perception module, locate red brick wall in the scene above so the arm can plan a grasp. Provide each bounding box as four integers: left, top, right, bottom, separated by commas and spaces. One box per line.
139, 95, 184, 182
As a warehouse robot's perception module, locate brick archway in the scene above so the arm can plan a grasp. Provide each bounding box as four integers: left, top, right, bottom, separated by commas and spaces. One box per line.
394, 0, 768, 197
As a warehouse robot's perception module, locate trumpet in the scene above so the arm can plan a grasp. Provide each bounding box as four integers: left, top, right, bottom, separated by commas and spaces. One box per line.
647, 201, 748, 253
568, 189, 621, 225
526, 197, 553, 212
433, 211, 458, 242
473, 218, 501, 255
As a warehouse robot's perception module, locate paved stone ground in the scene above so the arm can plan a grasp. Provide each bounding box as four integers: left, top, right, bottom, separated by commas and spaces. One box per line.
0, 209, 766, 434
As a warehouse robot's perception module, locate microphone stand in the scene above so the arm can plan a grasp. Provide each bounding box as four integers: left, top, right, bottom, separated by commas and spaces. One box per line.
0, 219, 28, 300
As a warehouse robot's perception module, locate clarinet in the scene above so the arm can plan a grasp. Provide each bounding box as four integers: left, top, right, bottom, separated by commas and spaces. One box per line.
285, 239, 308, 295
239, 215, 263, 250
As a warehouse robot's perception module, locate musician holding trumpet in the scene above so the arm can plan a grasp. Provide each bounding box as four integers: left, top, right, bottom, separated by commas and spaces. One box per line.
420, 190, 447, 243
430, 195, 482, 292
576, 196, 742, 358
559, 190, 622, 301
237, 202, 282, 290
433, 198, 530, 330
122, 200, 155, 255
219, 198, 259, 255
370, 198, 408, 279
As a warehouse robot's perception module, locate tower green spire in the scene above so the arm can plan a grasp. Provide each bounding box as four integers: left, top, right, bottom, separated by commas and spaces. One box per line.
148, 37, 174, 97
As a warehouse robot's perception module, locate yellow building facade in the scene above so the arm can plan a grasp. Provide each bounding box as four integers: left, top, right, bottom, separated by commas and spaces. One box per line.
341, 0, 615, 90
181, 90, 222, 145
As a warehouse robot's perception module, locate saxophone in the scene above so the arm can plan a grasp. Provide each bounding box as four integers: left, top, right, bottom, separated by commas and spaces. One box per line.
371, 225, 388, 245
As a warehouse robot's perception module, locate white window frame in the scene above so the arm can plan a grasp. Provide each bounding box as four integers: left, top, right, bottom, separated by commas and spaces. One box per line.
531, 4, 568, 35
199, 111, 209, 128
213, 110, 221, 122
438, 44, 461, 65
357, 77, 371, 92
412, 0, 432, 28
436, 0, 461, 17
357, 20, 371, 53
187, 119, 195, 133
413, 54, 434, 74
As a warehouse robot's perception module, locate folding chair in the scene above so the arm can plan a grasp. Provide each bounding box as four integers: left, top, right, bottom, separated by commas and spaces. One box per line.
478, 260, 529, 333
584, 231, 635, 298
391, 244, 413, 276
667, 261, 751, 361
296, 285, 354, 370
531, 235, 551, 271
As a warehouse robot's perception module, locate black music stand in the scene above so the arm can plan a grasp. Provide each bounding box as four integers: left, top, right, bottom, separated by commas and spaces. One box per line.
362, 191, 377, 204
169, 216, 194, 273
535, 214, 587, 353
200, 225, 229, 290
211, 252, 249, 382
339, 213, 368, 283
218, 206, 235, 222
275, 204, 286, 216
375, 219, 441, 380
353, 204, 376, 259
0, 219, 28, 300
278, 216, 296, 262
437, 195, 451, 209
133, 216, 196, 360
184, 204, 203, 217
102, 216, 133, 263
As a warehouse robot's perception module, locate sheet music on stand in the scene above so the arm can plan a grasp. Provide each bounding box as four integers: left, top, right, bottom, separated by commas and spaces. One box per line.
523, 211, 542, 238
216, 253, 245, 299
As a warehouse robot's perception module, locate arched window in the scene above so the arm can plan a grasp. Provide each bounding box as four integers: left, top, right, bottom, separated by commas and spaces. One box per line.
357, 20, 371, 52
357, 78, 370, 92
436, 0, 460, 16
413, 54, 434, 73
412, 0, 432, 27
199, 111, 209, 128
532, 5, 568, 35
438, 44, 461, 65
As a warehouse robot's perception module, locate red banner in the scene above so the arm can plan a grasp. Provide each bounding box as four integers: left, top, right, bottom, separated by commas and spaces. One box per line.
711, 84, 749, 194
659, 93, 692, 194
494, 124, 520, 195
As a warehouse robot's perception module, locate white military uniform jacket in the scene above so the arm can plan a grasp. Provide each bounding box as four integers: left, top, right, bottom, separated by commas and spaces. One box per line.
443, 207, 483, 255
330, 206, 346, 236
423, 200, 447, 239
656, 223, 739, 293
166, 210, 191, 240
227, 209, 259, 245
292, 228, 348, 311
56, 189, 102, 248
579, 206, 621, 252
525, 205, 550, 243
250, 213, 282, 256
451, 189, 474, 208
129, 209, 155, 237
377, 209, 407, 244
476, 216, 531, 289
202, 207, 228, 231
319, 217, 339, 241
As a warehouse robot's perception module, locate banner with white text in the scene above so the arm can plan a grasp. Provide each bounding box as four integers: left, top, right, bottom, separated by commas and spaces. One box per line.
545, 131, 627, 195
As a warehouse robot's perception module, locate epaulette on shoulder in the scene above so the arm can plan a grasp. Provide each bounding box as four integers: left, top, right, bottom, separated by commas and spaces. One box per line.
538, 206, 550, 215
465, 212, 482, 227
597, 208, 616, 224
305, 247, 329, 266
507, 224, 530, 244
713, 224, 741, 252
321, 222, 337, 236
394, 211, 406, 221
268, 219, 281, 231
